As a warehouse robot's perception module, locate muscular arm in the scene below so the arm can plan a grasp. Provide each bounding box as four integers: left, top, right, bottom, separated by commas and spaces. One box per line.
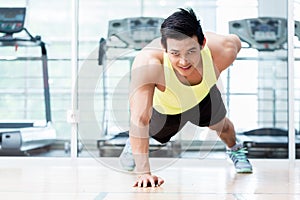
129, 83, 153, 175
129, 47, 165, 187
205, 32, 241, 74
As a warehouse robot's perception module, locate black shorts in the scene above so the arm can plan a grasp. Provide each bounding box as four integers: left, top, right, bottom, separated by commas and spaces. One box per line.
149, 85, 227, 144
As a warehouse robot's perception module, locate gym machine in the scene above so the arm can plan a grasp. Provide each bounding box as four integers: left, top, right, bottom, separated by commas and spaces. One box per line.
97, 17, 180, 157
0, 7, 56, 155
229, 17, 300, 158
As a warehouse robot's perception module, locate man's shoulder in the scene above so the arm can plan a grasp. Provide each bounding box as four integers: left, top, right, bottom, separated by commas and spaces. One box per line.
135, 43, 164, 66
205, 32, 241, 72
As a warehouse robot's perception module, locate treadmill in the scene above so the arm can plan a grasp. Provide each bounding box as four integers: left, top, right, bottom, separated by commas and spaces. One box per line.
0, 7, 56, 155
229, 17, 300, 158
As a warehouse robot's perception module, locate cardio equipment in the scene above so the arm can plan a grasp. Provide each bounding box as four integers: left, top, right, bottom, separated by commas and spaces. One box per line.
229, 17, 300, 158
97, 17, 180, 157
0, 7, 56, 155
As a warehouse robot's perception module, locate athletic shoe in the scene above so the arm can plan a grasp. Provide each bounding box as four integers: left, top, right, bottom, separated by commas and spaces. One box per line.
227, 147, 253, 173
119, 138, 136, 171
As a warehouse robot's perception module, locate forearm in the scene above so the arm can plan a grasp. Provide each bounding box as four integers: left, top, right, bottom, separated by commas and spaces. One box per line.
129, 121, 151, 174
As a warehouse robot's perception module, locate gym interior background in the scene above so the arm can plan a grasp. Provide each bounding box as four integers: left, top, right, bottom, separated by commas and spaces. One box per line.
0, 0, 299, 160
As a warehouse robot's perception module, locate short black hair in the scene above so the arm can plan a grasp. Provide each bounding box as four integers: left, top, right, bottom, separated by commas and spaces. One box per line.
160, 8, 205, 51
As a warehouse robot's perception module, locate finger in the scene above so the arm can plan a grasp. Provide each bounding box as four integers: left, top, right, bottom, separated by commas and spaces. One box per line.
133, 181, 138, 187
157, 178, 164, 186
138, 180, 143, 188
143, 179, 148, 188
149, 178, 156, 187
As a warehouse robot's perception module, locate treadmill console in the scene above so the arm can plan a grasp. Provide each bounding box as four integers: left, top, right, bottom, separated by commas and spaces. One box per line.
107, 17, 164, 50
229, 17, 289, 51
0, 8, 26, 34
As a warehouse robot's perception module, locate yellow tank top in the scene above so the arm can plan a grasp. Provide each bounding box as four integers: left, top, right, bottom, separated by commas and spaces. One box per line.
153, 45, 217, 114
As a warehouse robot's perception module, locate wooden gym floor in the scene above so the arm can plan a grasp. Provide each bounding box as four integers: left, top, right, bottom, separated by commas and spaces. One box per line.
0, 157, 299, 200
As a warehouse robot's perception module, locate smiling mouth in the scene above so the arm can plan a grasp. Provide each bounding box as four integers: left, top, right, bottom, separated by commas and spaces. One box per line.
180, 65, 192, 70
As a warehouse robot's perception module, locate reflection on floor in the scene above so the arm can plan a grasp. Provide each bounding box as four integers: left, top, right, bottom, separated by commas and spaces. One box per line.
0, 157, 299, 199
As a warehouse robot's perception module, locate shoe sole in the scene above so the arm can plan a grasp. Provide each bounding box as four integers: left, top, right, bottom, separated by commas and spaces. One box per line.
236, 168, 253, 173
123, 167, 135, 171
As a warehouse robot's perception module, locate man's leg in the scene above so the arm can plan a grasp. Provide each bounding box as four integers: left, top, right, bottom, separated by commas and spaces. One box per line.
209, 117, 253, 173
209, 117, 236, 148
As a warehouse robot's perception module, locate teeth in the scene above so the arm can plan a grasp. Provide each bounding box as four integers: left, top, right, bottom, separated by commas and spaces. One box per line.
181, 66, 190, 69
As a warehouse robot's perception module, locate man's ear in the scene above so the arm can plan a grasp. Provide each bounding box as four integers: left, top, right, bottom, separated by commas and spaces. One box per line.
201, 37, 206, 49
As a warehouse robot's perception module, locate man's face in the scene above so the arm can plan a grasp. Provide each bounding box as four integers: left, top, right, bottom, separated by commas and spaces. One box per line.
166, 35, 202, 77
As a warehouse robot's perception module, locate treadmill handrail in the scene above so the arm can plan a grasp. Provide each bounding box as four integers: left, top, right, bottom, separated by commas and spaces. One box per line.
0, 28, 52, 122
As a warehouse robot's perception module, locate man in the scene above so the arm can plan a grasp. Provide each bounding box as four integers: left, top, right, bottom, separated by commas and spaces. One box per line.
119, 8, 252, 188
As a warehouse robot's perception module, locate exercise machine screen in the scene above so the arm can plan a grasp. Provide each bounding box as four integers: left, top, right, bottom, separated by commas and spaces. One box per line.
249, 19, 279, 42
107, 17, 164, 50
0, 7, 26, 34
229, 17, 288, 51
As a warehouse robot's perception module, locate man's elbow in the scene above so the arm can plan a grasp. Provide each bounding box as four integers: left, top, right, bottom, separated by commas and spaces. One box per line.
130, 110, 151, 127
229, 34, 242, 53
129, 111, 151, 139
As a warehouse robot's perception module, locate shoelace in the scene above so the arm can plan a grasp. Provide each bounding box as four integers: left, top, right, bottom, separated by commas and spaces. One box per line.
228, 148, 249, 163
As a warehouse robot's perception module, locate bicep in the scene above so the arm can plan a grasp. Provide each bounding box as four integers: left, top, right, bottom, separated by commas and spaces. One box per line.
130, 84, 154, 113
129, 47, 162, 125
129, 84, 155, 137
129, 56, 156, 124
